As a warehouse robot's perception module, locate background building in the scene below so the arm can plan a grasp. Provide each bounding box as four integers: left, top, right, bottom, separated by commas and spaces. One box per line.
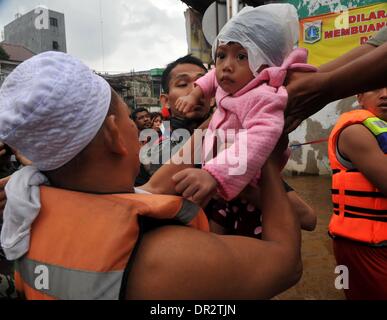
0, 42, 35, 86
102, 68, 164, 113
4, 8, 67, 54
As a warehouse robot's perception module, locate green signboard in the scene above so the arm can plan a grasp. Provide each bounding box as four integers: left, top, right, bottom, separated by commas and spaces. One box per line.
150, 68, 165, 77
286, 0, 384, 19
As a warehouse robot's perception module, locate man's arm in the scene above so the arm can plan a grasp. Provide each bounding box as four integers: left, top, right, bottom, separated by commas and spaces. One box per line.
338, 124, 387, 196
325, 42, 387, 100
318, 43, 375, 73
141, 118, 211, 195
285, 42, 387, 133
126, 158, 302, 300
287, 191, 317, 232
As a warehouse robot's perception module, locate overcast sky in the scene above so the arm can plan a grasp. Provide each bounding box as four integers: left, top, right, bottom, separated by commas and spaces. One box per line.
0, 0, 190, 72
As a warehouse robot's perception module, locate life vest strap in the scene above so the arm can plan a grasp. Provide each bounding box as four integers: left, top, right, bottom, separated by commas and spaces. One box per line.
333, 203, 387, 215
333, 210, 387, 223
332, 189, 385, 198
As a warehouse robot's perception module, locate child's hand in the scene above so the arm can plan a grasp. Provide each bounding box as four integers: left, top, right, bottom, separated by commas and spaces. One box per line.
173, 168, 218, 207
175, 95, 199, 115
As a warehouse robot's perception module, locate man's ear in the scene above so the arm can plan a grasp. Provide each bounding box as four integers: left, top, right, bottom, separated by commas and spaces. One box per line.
160, 94, 169, 108
103, 115, 128, 156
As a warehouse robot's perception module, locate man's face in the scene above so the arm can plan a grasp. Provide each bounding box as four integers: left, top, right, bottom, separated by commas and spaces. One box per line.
215, 43, 254, 95
358, 87, 387, 121
134, 111, 152, 130
164, 63, 211, 120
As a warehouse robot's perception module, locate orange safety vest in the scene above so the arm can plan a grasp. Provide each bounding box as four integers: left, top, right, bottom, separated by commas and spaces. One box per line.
328, 109, 387, 246
14, 186, 209, 300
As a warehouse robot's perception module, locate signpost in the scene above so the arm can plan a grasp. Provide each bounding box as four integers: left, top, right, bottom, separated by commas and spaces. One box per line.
299, 2, 386, 66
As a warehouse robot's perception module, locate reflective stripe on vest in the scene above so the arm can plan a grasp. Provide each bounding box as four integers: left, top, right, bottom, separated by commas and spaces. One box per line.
176, 199, 202, 224
328, 110, 387, 245
363, 117, 387, 153
16, 258, 123, 300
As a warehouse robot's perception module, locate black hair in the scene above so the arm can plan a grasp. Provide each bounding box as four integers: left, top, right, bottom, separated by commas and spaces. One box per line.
131, 108, 150, 121
150, 112, 162, 121
161, 54, 207, 94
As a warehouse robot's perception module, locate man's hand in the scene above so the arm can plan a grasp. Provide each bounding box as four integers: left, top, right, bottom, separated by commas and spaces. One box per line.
175, 95, 199, 115
0, 143, 32, 166
0, 176, 10, 217
285, 71, 331, 134
173, 168, 218, 207
12, 148, 32, 166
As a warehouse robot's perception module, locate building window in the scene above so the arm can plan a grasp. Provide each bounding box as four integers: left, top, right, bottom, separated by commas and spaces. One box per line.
52, 41, 59, 50
50, 17, 58, 27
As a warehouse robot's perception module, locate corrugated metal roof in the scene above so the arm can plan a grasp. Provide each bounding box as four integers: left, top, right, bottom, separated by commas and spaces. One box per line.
180, 0, 266, 14
0, 43, 35, 62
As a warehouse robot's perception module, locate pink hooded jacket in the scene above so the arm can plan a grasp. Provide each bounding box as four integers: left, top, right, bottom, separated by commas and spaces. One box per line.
196, 48, 317, 201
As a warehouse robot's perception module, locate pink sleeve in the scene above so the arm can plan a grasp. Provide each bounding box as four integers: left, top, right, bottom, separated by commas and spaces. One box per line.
195, 69, 218, 100
203, 91, 288, 201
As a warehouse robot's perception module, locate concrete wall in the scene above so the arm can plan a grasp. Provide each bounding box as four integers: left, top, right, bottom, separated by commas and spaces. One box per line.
4, 9, 66, 54
285, 96, 359, 176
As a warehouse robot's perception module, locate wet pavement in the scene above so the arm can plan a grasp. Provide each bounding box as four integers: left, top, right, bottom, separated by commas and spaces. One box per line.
276, 175, 345, 300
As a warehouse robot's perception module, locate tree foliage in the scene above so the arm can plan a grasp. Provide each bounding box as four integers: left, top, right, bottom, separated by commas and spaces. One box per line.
0, 46, 10, 60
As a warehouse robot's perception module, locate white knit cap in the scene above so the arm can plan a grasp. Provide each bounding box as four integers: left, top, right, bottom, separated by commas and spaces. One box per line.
212, 4, 300, 75
0, 51, 111, 171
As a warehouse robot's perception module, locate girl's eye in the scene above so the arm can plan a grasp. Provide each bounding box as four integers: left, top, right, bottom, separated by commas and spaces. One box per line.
176, 83, 187, 88
237, 53, 248, 60
216, 52, 226, 59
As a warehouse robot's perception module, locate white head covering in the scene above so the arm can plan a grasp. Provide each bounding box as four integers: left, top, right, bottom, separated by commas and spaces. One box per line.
212, 3, 300, 76
0, 51, 111, 171
0, 51, 111, 260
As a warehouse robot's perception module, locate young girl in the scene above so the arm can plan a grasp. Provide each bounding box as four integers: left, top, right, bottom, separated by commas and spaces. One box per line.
150, 112, 163, 131
174, 4, 317, 203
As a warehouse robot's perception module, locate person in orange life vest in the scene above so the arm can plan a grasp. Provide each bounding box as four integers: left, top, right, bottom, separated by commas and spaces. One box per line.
0, 51, 303, 300
328, 87, 387, 300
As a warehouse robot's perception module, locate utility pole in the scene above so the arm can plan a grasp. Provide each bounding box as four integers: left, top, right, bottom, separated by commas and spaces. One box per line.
227, 0, 240, 20
99, 0, 105, 72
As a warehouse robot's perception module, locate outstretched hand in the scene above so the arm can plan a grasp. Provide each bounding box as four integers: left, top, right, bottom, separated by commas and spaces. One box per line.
172, 168, 218, 208
285, 70, 331, 134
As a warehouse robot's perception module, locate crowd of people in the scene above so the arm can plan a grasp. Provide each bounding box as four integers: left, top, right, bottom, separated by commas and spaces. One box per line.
0, 3, 386, 300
